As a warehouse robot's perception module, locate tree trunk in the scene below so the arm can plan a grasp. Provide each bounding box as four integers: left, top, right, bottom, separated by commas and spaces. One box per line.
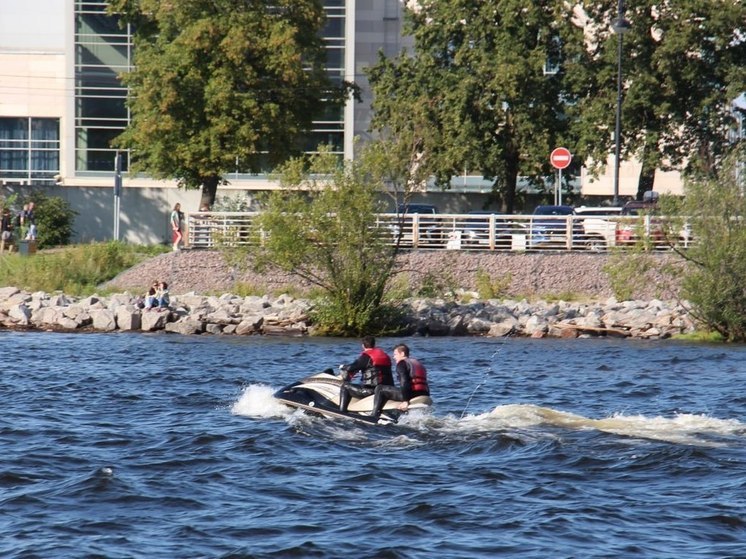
503, 151, 520, 214
637, 159, 655, 201
200, 175, 221, 209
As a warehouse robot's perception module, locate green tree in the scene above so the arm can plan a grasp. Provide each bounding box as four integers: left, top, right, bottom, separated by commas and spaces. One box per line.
250, 146, 403, 336
572, 0, 746, 196
367, 1, 587, 213
666, 153, 746, 341
108, 0, 351, 209
368, 1, 745, 208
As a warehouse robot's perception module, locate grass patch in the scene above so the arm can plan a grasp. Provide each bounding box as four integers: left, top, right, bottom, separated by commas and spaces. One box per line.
0, 242, 168, 296
475, 269, 511, 299
672, 331, 724, 343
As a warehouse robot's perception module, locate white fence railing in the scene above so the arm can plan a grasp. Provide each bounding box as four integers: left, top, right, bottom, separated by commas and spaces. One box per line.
185, 212, 693, 252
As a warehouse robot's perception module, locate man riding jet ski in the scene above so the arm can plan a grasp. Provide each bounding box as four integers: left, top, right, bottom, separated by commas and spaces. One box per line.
275, 337, 432, 425
273, 369, 433, 425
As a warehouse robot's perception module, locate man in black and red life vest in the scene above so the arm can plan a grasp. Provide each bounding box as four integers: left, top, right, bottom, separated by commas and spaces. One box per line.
371, 343, 430, 420
338, 335, 393, 413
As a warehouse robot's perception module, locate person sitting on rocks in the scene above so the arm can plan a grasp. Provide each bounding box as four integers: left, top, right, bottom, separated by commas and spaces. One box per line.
143, 282, 158, 310
156, 281, 170, 311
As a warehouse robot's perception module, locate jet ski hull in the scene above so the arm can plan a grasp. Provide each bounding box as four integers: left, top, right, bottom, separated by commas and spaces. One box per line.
274, 371, 432, 425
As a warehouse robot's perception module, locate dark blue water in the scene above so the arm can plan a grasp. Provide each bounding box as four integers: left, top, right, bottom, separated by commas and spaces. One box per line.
1, 332, 745, 558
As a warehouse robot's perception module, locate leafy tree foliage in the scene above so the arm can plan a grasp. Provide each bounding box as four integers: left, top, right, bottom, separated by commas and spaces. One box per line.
367, 1, 589, 213
108, 0, 350, 208
31, 194, 76, 248
250, 147, 404, 336
568, 0, 746, 196
668, 153, 746, 341
368, 1, 745, 207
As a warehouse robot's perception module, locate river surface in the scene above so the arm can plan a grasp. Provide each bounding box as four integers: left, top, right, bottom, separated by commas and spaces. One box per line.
1, 331, 745, 558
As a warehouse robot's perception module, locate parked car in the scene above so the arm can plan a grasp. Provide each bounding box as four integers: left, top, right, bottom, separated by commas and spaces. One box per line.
391, 203, 443, 246
397, 203, 439, 215
614, 192, 692, 248
574, 206, 623, 251
460, 211, 525, 249
529, 205, 584, 249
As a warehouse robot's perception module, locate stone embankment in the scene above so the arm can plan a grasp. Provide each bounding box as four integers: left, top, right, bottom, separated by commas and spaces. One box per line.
0, 286, 695, 340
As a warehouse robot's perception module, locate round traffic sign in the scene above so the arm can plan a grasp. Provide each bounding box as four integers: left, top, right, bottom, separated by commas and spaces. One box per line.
550, 147, 572, 170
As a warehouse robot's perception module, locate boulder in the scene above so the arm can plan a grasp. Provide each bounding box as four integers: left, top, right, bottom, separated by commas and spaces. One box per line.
9, 304, 31, 325
116, 307, 142, 331
165, 319, 204, 335
141, 309, 168, 331
91, 309, 117, 331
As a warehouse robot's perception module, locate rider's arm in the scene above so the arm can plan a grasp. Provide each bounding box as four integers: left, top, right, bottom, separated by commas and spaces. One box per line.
340, 354, 370, 381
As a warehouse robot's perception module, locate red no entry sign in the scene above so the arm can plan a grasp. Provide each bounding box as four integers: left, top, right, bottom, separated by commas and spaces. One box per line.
550, 147, 572, 170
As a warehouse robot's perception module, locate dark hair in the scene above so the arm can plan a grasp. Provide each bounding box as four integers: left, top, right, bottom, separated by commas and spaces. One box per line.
393, 344, 410, 357
361, 335, 375, 348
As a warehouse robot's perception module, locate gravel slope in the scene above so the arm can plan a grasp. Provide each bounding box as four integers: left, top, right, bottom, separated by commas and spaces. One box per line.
102, 249, 681, 300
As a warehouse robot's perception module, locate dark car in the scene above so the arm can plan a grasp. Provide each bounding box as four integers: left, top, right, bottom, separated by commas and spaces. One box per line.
397, 204, 438, 215
391, 203, 443, 246
529, 205, 584, 248
460, 211, 524, 249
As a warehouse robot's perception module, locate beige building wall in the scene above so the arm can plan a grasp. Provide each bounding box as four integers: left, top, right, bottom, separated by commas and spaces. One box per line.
581, 155, 684, 199
0, 53, 66, 118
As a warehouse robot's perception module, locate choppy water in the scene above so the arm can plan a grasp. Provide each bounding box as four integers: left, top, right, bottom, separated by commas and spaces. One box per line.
1, 331, 745, 558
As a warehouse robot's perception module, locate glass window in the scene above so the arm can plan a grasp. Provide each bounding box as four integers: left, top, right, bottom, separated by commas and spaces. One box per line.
0, 118, 60, 184
0, 118, 28, 141
79, 96, 128, 120
323, 17, 344, 39
76, 128, 120, 172
325, 47, 344, 69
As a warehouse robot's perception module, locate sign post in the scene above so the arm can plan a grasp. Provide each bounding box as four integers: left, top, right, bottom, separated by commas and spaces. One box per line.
113, 152, 122, 241
550, 147, 572, 206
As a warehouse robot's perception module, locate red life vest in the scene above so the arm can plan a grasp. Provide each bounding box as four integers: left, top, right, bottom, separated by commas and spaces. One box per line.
407, 358, 429, 395
362, 347, 393, 386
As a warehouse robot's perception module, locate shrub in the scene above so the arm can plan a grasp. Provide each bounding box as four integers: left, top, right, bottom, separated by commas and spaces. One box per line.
475, 269, 511, 299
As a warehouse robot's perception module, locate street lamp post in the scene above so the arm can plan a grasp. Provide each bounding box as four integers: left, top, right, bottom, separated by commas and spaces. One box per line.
612, 0, 631, 205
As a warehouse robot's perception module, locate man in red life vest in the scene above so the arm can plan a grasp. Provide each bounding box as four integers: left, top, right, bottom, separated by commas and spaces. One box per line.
338, 335, 393, 413
370, 343, 430, 420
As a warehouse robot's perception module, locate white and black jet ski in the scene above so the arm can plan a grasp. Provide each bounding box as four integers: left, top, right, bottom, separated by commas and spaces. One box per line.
273, 370, 433, 425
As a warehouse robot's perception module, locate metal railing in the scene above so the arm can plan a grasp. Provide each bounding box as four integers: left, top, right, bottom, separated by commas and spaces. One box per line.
185, 212, 692, 252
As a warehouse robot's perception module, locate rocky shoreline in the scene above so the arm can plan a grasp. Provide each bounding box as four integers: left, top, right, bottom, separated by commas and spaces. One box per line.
0, 250, 694, 339
0, 285, 695, 340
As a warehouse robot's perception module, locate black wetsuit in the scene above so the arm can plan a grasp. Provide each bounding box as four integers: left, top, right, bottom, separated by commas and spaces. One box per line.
372, 358, 429, 418
338, 348, 393, 412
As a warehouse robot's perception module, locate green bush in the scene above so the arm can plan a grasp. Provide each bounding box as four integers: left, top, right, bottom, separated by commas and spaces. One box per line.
475, 269, 511, 299
9, 192, 77, 248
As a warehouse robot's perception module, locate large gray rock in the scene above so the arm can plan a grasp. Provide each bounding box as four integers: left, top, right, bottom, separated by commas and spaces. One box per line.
32, 306, 62, 327
466, 317, 493, 334
524, 315, 549, 336
141, 310, 169, 331
9, 304, 31, 325
91, 309, 117, 331
0, 287, 20, 300
165, 319, 204, 335
205, 308, 238, 325
116, 307, 142, 331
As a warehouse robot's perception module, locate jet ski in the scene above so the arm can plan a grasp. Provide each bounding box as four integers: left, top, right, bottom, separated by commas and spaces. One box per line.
273, 370, 433, 425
